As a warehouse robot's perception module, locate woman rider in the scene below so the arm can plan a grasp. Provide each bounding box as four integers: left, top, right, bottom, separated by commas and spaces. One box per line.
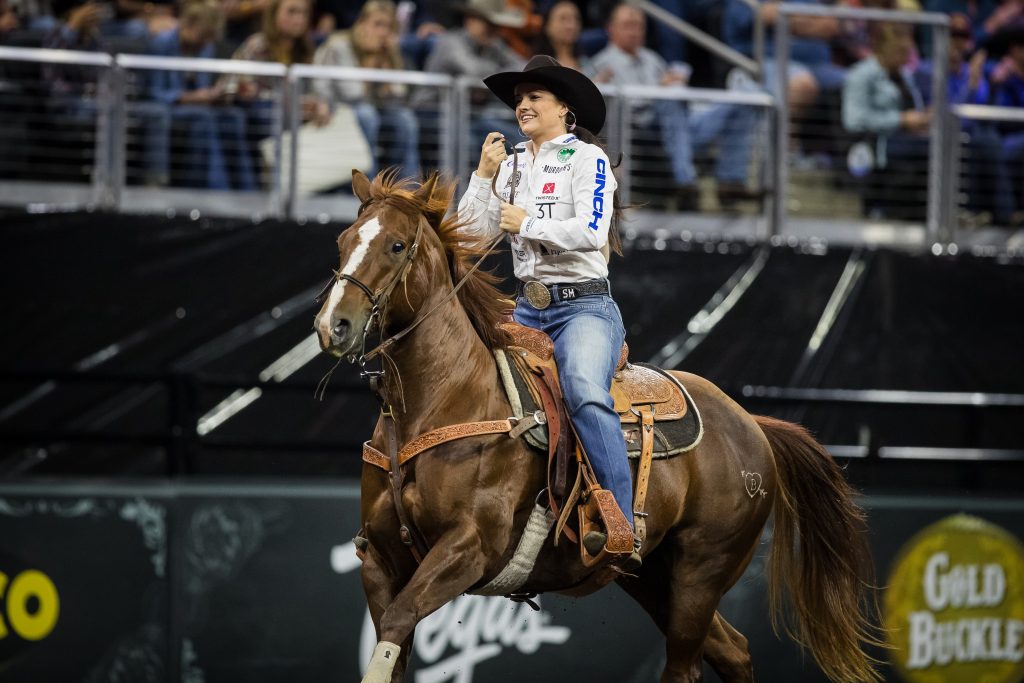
457, 55, 639, 567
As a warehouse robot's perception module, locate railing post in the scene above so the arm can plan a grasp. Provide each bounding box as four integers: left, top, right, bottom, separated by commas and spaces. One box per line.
453, 77, 473, 179
928, 22, 950, 243
772, 11, 790, 240
439, 77, 457, 178
95, 61, 123, 210
285, 70, 301, 219
269, 77, 287, 219
944, 111, 962, 244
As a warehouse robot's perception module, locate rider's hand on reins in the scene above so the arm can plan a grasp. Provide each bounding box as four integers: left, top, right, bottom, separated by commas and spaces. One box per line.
499, 203, 527, 234
475, 132, 507, 179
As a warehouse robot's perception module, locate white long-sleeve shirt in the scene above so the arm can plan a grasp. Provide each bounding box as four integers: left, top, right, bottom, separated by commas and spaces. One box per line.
457, 134, 617, 284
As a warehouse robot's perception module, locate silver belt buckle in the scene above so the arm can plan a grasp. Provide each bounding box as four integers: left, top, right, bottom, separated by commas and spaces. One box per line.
524, 281, 552, 310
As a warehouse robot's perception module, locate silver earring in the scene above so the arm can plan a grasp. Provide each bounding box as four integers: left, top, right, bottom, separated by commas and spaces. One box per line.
565, 111, 577, 131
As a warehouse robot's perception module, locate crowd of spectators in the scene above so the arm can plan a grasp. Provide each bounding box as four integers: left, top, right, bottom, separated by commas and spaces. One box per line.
0, 0, 1022, 223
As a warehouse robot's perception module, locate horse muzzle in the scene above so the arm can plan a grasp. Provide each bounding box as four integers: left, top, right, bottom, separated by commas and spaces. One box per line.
315, 308, 368, 359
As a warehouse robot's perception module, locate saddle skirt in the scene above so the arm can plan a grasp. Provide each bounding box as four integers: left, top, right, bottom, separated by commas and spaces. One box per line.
495, 323, 703, 459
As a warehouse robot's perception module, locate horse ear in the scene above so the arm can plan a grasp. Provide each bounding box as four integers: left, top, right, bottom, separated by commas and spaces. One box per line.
414, 171, 440, 206
352, 170, 372, 203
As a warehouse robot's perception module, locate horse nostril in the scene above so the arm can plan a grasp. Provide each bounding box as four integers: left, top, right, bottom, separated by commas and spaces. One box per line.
332, 319, 350, 339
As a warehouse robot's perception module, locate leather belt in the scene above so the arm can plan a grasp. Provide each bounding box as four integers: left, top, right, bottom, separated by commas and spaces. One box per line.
520, 279, 609, 310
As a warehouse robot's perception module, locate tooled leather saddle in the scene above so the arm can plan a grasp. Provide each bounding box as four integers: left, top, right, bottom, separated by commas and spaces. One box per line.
495, 322, 703, 459
493, 322, 703, 566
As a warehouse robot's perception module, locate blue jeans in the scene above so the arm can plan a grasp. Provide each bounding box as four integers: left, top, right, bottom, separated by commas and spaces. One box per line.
353, 102, 420, 179
131, 102, 256, 190
514, 291, 634, 529
655, 99, 758, 185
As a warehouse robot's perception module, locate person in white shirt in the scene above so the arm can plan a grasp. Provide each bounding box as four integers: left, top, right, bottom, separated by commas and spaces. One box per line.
458, 55, 640, 568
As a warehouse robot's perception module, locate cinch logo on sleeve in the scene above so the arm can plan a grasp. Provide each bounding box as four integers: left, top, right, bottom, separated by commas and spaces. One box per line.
587, 158, 607, 231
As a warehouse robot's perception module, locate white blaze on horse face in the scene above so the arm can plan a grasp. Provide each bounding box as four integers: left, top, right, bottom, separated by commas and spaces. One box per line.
319, 217, 383, 339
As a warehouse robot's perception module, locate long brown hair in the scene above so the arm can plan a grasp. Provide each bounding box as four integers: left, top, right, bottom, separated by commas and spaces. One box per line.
350, 0, 404, 70
571, 124, 626, 257
261, 0, 314, 65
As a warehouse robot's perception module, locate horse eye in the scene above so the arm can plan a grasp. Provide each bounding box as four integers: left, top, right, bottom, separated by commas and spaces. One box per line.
391, 241, 405, 253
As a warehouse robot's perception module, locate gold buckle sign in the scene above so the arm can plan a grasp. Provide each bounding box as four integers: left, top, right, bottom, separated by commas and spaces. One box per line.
524, 281, 552, 309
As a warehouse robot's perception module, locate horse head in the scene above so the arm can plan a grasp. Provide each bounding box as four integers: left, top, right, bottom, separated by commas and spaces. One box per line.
314, 169, 450, 359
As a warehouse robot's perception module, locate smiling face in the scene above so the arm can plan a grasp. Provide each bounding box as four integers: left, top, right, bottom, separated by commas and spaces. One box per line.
514, 84, 569, 143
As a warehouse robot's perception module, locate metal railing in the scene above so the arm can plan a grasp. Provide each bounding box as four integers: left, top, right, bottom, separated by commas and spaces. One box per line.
950, 104, 1024, 230
5, 6, 1024, 249
774, 5, 952, 242
0, 49, 777, 223
631, 0, 763, 79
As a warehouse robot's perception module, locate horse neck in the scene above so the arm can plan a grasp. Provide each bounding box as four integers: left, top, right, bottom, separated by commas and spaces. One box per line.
383, 286, 503, 435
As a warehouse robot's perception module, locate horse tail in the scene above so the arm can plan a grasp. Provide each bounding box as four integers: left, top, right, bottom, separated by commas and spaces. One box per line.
755, 415, 883, 683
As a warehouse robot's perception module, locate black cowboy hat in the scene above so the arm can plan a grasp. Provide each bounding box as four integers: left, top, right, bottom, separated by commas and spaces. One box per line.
484, 55, 606, 134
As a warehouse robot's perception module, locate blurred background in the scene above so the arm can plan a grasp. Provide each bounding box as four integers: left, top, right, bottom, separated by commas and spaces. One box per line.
1, 0, 1023, 681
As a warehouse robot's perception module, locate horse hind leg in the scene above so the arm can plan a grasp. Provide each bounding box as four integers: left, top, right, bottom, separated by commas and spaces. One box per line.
617, 547, 746, 683
703, 613, 753, 683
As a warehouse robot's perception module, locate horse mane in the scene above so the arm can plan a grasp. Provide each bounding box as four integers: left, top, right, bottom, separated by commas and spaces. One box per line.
366, 171, 513, 350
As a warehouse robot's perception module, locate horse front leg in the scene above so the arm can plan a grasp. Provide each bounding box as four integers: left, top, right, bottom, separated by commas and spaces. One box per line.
362, 544, 416, 682
361, 530, 488, 683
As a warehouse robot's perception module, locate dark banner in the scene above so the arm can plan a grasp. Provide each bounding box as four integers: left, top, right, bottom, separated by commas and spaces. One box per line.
0, 483, 1021, 683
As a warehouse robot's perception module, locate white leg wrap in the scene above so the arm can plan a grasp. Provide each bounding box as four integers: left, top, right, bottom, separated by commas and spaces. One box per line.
362, 641, 401, 683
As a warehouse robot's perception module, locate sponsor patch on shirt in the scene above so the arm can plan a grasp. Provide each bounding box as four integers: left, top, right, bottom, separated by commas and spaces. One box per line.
557, 148, 576, 163
588, 157, 607, 231
542, 164, 571, 173
542, 182, 555, 194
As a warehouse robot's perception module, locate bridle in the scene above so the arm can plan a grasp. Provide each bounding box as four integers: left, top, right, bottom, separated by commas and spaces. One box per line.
317, 185, 513, 394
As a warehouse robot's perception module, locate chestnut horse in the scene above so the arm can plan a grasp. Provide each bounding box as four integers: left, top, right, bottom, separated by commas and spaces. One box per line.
314, 171, 881, 683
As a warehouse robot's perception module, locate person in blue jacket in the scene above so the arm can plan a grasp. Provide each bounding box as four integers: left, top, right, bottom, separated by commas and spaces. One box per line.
135, 1, 256, 190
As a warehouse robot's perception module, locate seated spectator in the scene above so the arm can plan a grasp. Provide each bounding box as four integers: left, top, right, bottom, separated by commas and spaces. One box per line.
590, 3, 759, 210
7, 0, 59, 32
135, 0, 256, 190
842, 21, 930, 220
722, 0, 845, 115
914, 13, 1017, 224
104, 0, 175, 39
988, 24, 1024, 220
314, 0, 419, 178
229, 0, 329, 129
533, 0, 589, 72
497, 0, 541, 57
1, 0, 20, 35
44, 1, 107, 99
417, 0, 526, 149
394, 0, 455, 70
